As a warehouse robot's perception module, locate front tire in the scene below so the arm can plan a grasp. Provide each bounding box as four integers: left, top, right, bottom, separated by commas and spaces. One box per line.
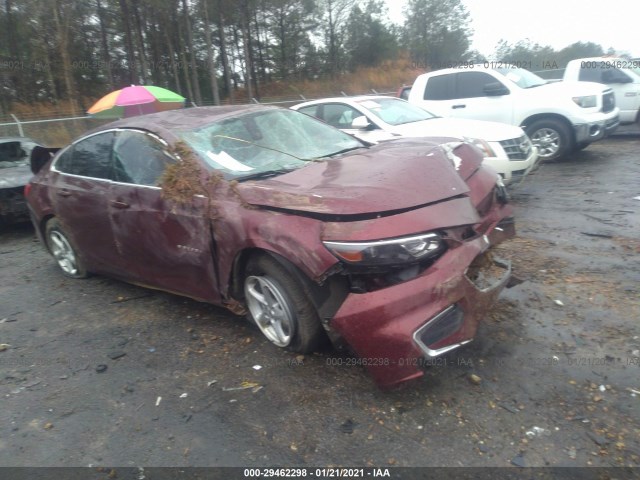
45, 218, 87, 278
526, 119, 573, 161
243, 254, 324, 353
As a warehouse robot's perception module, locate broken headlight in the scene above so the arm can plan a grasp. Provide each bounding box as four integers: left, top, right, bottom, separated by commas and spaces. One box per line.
323, 233, 446, 268
463, 137, 497, 158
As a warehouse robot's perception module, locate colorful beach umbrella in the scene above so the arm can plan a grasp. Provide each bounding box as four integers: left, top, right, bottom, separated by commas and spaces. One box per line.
87, 85, 186, 118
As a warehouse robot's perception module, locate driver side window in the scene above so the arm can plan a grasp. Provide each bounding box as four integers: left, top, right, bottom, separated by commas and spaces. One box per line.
112, 130, 175, 186
322, 104, 361, 128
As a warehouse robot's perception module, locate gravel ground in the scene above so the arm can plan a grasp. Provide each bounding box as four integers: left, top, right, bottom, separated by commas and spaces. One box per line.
0, 136, 639, 475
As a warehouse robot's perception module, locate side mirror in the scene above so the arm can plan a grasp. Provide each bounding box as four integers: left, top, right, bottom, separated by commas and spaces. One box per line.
351, 115, 371, 129
483, 82, 510, 96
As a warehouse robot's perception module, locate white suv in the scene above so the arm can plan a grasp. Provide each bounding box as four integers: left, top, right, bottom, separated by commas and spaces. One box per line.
292, 96, 538, 185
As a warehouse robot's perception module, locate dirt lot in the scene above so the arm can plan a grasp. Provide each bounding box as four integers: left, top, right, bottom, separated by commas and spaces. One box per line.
0, 135, 639, 474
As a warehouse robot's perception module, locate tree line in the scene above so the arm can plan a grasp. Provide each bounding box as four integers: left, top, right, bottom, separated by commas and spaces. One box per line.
0, 0, 621, 115
1, 0, 477, 113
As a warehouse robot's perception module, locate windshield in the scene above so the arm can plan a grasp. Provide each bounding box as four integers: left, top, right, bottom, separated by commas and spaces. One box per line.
356, 98, 438, 126
177, 109, 363, 180
495, 67, 547, 89
629, 66, 640, 79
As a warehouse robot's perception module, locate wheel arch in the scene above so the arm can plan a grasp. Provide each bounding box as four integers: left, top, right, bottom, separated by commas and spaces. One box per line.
520, 114, 575, 144
40, 214, 56, 253
228, 248, 349, 342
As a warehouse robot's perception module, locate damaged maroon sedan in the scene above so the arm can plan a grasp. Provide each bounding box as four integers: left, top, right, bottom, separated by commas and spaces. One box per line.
26, 105, 514, 388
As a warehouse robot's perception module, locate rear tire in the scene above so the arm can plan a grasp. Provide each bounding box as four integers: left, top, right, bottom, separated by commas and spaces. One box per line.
526, 119, 573, 161
45, 218, 87, 278
243, 254, 324, 353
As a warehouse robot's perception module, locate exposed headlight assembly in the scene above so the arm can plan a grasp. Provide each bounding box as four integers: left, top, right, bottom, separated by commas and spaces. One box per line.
572, 95, 597, 108
323, 233, 445, 267
463, 137, 497, 158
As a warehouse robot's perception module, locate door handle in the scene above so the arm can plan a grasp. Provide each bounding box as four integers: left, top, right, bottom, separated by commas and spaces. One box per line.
452, 104, 466, 109
110, 200, 130, 209
57, 189, 71, 197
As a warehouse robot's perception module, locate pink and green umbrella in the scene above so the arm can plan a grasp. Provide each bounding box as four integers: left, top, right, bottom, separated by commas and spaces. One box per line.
87, 85, 186, 118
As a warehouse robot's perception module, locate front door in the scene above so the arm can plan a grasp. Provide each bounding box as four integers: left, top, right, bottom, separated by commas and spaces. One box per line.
108, 130, 220, 302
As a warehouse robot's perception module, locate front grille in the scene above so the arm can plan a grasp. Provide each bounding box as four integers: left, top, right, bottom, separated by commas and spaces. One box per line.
499, 135, 533, 160
602, 91, 615, 113
510, 168, 527, 180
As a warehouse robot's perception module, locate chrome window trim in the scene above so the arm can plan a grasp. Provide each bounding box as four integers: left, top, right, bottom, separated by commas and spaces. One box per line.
50, 128, 173, 189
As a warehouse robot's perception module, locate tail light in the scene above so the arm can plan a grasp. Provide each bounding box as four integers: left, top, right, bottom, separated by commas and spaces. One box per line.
24, 183, 32, 197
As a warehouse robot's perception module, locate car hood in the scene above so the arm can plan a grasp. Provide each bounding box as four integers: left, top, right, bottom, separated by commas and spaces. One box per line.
237, 140, 470, 216
0, 164, 32, 189
531, 80, 611, 97
389, 117, 524, 142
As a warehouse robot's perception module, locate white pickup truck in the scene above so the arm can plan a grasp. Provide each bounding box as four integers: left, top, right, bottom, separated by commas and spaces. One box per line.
563, 57, 640, 125
407, 65, 620, 160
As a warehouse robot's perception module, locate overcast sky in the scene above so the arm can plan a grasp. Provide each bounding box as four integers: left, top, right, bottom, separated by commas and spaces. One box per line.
385, 0, 638, 58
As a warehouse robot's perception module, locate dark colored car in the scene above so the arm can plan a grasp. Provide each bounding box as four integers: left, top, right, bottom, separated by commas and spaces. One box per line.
26, 105, 514, 388
0, 137, 41, 223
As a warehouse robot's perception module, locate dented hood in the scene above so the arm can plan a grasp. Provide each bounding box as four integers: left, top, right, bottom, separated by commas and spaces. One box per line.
237, 140, 470, 215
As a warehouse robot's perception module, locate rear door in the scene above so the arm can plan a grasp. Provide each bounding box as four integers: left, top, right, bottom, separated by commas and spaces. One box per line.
108, 130, 220, 302
49, 131, 126, 275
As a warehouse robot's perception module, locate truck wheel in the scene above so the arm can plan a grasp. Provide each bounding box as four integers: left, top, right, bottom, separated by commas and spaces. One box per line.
243, 254, 325, 353
526, 119, 572, 161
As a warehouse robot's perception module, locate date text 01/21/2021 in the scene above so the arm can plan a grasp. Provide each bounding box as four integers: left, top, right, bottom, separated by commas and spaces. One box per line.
244, 468, 391, 477
409, 60, 560, 70
324, 356, 563, 368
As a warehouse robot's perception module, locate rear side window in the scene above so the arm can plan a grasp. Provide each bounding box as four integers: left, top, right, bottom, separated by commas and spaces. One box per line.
112, 130, 175, 186
455, 72, 498, 98
55, 132, 114, 179
424, 75, 452, 100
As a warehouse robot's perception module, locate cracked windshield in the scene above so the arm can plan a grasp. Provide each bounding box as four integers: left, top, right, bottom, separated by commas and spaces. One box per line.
178, 109, 363, 179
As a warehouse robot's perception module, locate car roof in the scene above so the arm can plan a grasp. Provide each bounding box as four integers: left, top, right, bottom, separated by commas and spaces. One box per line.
85, 104, 281, 141
294, 95, 397, 108
417, 65, 506, 77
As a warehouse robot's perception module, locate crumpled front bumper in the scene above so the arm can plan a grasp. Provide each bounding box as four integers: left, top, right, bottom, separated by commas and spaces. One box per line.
329, 225, 513, 388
